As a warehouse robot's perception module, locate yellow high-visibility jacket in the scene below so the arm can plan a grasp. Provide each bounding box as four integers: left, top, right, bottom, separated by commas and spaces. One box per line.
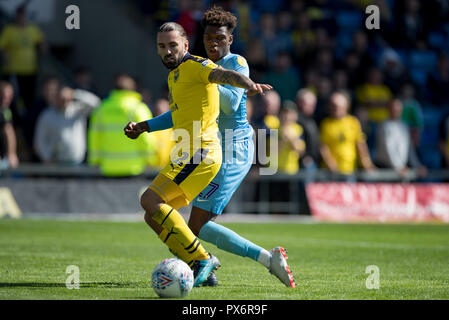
88, 90, 157, 176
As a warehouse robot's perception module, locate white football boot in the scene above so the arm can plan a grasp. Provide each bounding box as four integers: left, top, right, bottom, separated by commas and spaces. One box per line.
269, 247, 296, 288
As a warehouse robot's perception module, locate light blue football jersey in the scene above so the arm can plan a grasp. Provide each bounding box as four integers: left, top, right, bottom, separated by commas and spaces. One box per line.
216, 53, 253, 142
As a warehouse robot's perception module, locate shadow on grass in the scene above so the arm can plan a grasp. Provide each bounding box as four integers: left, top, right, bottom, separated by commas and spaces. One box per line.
0, 282, 138, 288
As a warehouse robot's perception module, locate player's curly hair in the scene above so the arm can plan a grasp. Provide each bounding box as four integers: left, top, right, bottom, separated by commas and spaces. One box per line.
201, 6, 237, 33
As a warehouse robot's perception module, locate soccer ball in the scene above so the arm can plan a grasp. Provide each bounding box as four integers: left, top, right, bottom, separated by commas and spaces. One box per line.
151, 258, 194, 298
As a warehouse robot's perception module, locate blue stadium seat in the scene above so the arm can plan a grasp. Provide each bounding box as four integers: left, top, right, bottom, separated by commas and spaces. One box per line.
336, 31, 354, 51
428, 31, 445, 49
420, 108, 443, 169
336, 11, 363, 30
409, 69, 428, 86
418, 145, 442, 169
395, 49, 409, 66
408, 50, 438, 71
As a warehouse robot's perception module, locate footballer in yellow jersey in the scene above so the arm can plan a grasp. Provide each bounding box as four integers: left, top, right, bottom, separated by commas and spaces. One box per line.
124, 22, 272, 286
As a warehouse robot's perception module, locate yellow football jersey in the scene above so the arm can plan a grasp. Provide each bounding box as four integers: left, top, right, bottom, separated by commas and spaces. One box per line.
152, 53, 222, 203
320, 115, 366, 174
167, 53, 220, 158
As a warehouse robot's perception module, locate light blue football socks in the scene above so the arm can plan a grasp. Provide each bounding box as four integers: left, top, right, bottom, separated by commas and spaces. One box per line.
198, 221, 271, 268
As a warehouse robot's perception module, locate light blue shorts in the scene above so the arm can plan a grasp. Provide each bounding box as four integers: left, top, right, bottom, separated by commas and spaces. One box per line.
192, 134, 254, 214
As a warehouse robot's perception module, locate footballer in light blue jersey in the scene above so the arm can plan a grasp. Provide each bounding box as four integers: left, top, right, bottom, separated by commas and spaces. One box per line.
191, 51, 255, 215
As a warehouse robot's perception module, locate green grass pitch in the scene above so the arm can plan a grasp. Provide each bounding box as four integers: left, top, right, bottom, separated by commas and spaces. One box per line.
0, 218, 448, 300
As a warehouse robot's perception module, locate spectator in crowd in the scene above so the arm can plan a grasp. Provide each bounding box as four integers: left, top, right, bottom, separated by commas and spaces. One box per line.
291, 12, 315, 69
340, 50, 364, 89
313, 27, 334, 52
296, 88, 320, 183
73, 66, 98, 96
427, 53, 449, 108
0, 5, 46, 123
34, 85, 100, 165
276, 10, 294, 52
257, 13, 285, 64
0, 81, 18, 169
245, 39, 267, 83
438, 111, 449, 169
262, 51, 301, 102
332, 69, 349, 93
351, 31, 374, 72
320, 92, 375, 181
356, 67, 393, 124
314, 76, 333, 124
305, 0, 337, 33
396, 0, 426, 48
139, 87, 153, 109
256, 90, 281, 130
277, 101, 305, 175
23, 76, 60, 162
252, 90, 281, 172
399, 83, 423, 148
314, 49, 334, 78
303, 68, 319, 93
88, 73, 157, 176
151, 98, 175, 169
374, 99, 427, 178
379, 48, 410, 95
246, 96, 255, 126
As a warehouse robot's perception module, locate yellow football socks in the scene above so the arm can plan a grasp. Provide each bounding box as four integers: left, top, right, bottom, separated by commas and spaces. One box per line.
152, 204, 209, 262
158, 228, 195, 267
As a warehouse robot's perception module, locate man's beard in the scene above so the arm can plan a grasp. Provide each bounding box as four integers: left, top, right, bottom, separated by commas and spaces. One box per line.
161, 55, 180, 70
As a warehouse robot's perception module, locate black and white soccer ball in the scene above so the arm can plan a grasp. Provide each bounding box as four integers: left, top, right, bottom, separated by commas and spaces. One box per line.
151, 258, 194, 298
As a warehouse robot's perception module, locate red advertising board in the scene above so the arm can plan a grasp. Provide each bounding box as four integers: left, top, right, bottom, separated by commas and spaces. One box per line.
306, 183, 449, 222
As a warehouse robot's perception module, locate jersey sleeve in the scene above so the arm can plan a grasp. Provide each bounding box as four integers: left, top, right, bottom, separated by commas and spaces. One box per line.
218, 55, 250, 115
196, 59, 219, 83
146, 110, 173, 132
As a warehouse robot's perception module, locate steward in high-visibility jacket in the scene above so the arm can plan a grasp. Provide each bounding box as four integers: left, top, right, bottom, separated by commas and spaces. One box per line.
88, 90, 158, 176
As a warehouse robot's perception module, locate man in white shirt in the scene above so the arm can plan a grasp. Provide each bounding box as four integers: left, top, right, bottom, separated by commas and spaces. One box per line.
374, 99, 426, 177
34, 86, 100, 164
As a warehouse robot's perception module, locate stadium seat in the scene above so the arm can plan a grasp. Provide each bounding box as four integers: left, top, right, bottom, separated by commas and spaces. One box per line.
428, 31, 446, 49
418, 145, 442, 169
408, 50, 438, 71
409, 69, 428, 86
395, 49, 409, 66
419, 107, 443, 169
336, 11, 363, 30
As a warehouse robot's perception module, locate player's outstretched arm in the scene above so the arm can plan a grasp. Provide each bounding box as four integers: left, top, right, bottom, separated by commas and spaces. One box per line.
208, 68, 272, 96
124, 111, 174, 139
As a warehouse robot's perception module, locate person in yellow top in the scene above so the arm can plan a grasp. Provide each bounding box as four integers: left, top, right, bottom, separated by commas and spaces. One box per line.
277, 101, 306, 175
262, 90, 281, 130
0, 5, 45, 118
124, 22, 271, 287
355, 67, 393, 123
320, 92, 375, 181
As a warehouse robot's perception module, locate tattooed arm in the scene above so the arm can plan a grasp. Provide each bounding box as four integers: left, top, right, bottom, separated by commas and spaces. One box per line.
208, 68, 272, 96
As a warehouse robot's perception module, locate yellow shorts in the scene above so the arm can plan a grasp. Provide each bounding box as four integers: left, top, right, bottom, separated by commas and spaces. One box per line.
149, 146, 221, 209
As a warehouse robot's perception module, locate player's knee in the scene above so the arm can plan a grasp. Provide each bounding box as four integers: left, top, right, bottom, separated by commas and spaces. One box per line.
140, 188, 162, 214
